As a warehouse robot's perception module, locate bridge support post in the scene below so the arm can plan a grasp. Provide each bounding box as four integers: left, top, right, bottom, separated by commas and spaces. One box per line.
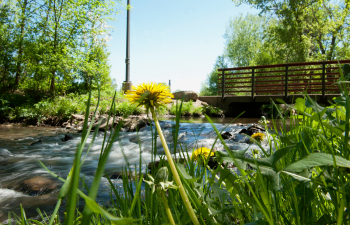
221, 70, 225, 100
285, 65, 288, 101
322, 62, 326, 100
251, 68, 255, 100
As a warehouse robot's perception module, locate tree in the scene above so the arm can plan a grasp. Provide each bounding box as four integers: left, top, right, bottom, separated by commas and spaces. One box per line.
224, 14, 273, 67
0, 3, 15, 92
232, 0, 350, 61
0, 0, 119, 97
200, 56, 228, 96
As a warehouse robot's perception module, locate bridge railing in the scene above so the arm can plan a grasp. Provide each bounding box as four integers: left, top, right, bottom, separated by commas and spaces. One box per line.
218, 60, 350, 99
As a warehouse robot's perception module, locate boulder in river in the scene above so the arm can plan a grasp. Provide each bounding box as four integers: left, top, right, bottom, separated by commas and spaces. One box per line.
221, 131, 233, 140
0, 148, 13, 156
108, 171, 142, 181
239, 124, 265, 136
15, 176, 58, 196
94, 116, 120, 131
62, 134, 73, 141
30, 139, 42, 145
148, 158, 186, 174
172, 91, 199, 101
123, 117, 148, 132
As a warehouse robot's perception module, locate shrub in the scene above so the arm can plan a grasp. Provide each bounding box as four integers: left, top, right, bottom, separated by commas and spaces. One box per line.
170, 100, 203, 116
156, 105, 169, 116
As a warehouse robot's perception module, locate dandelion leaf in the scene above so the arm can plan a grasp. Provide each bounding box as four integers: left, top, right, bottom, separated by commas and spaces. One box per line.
284, 153, 350, 173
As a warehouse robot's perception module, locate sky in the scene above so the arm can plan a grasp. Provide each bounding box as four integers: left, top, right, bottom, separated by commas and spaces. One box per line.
107, 0, 259, 93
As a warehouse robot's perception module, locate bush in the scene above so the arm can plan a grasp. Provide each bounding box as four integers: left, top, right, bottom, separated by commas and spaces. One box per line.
0, 89, 143, 124
113, 101, 144, 118
170, 100, 203, 116
202, 104, 224, 117
156, 105, 169, 116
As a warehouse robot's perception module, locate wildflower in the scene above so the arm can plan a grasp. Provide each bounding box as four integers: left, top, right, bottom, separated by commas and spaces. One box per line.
126, 82, 199, 225
258, 116, 270, 125
252, 149, 260, 158
144, 167, 178, 194
251, 132, 265, 143
191, 147, 214, 161
125, 82, 174, 112
144, 167, 177, 225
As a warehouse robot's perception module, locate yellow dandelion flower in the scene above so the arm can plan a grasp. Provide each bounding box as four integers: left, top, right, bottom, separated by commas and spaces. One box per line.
251, 132, 265, 143
191, 147, 214, 161
125, 82, 174, 111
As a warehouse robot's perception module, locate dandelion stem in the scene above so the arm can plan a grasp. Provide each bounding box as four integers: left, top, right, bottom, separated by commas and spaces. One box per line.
160, 191, 175, 225
150, 107, 200, 225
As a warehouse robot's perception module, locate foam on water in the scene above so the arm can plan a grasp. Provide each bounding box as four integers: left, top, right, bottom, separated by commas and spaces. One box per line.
0, 188, 28, 203
0, 120, 272, 222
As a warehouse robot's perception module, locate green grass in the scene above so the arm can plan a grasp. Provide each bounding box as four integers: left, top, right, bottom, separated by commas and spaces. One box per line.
170, 100, 204, 116
8, 68, 350, 224
0, 89, 144, 124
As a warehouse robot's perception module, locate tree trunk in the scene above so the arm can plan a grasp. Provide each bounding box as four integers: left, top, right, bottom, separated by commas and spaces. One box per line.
50, 71, 55, 96
14, 0, 28, 90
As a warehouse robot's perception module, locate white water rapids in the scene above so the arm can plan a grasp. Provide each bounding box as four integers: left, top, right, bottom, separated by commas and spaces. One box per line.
0, 119, 272, 223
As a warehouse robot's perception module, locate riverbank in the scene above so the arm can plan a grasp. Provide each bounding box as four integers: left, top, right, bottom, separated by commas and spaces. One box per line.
0, 90, 226, 128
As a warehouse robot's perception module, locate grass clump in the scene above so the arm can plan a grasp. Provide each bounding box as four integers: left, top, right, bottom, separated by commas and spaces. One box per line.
170, 100, 204, 116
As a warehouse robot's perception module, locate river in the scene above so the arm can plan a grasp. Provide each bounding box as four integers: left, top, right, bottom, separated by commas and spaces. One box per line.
0, 117, 276, 223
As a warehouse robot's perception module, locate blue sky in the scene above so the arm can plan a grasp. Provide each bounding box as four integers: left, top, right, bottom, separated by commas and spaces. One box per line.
107, 0, 258, 93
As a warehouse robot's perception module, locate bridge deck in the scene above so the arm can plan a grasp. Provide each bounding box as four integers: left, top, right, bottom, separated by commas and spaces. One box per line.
199, 94, 342, 117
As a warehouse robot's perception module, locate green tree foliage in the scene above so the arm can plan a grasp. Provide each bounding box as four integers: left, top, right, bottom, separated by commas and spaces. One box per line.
200, 56, 227, 96
233, 0, 350, 61
224, 14, 274, 67
0, 0, 119, 98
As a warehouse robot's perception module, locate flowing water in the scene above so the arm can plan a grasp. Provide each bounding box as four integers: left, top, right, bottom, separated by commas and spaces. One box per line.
0, 117, 279, 223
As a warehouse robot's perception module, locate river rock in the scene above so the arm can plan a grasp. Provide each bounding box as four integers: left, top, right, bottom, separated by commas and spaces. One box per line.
192, 99, 208, 107
30, 139, 42, 145
123, 117, 148, 132
108, 171, 142, 181
239, 124, 265, 136
221, 131, 233, 140
96, 116, 120, 131
71, 114, 85, 121
148, 158, 187, 174
109, 172, 124, 179
15, 176, 58, 196
61, 121, 69, 128
0, 148, 13, 156
172, 91, 199, 101
62, 134, 73, 141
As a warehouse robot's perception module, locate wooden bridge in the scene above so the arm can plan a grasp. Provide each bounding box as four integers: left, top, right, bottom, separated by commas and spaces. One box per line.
198, 60, 350, 117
